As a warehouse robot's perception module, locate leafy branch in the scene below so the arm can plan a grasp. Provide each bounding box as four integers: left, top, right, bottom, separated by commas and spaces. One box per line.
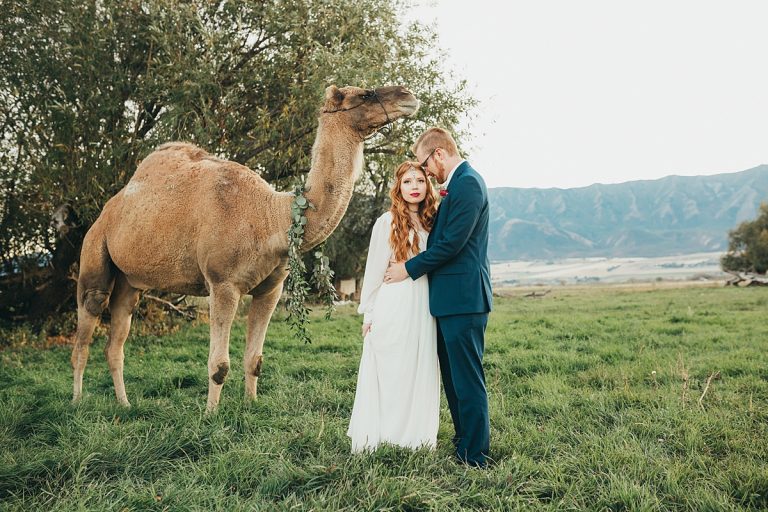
285, 183, 338, 343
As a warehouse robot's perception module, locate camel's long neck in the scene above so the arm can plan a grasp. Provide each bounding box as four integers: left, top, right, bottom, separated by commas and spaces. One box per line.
302, 118, 363, 250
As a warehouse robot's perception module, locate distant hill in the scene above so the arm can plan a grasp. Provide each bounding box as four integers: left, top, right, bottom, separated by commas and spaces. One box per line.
488, 165, 768, 260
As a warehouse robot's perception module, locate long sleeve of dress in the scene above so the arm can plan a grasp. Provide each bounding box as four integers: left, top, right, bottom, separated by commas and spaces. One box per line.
357, 212, 393, 324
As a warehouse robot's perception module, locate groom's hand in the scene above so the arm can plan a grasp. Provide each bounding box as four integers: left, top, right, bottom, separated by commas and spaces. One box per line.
384, 260, 408, 283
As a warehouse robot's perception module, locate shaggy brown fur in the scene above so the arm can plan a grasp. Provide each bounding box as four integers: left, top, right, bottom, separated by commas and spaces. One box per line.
71, 85, 419, 411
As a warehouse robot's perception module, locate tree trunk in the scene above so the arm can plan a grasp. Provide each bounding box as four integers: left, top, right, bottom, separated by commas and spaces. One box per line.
26, 226, 86, 320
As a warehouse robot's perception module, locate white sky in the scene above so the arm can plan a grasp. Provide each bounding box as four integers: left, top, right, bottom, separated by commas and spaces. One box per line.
405, 0, 768, 189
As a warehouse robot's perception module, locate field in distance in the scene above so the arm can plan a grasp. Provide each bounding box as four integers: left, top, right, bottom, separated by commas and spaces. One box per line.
492, 251, 727, 286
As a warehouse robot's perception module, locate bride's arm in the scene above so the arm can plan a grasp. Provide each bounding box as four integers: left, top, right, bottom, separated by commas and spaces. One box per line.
357, 214, 392, 326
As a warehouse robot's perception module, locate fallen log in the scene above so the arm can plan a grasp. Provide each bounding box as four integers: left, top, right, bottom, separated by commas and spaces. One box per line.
724, 271, 768, 287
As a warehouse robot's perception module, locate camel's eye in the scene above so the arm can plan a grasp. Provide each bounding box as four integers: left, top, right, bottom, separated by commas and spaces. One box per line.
361, 90, 375, 100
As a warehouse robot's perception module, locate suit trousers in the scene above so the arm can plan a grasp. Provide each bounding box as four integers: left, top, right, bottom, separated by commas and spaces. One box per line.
436, 312, 490, 466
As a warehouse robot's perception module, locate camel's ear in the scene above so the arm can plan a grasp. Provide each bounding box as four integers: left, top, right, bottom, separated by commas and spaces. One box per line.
324, 85, 344, 110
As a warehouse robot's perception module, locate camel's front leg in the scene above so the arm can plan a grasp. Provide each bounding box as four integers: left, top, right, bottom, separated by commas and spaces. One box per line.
206, 283, 241, 412
245, 274, 285, 400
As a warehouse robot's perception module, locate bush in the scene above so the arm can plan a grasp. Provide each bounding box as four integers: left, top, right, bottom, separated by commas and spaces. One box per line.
721, 203, 768, 274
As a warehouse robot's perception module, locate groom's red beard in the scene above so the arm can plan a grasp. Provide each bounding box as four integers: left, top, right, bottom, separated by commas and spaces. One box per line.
434, 161, 449, 184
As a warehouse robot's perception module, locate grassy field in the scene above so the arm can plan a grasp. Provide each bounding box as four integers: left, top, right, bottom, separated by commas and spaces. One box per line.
1, 286, 767, 511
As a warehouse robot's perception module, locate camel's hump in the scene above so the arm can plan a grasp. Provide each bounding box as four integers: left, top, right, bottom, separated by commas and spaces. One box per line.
128, 141, 273, 194
132, 142, 245, 180
154, 142, 212, 161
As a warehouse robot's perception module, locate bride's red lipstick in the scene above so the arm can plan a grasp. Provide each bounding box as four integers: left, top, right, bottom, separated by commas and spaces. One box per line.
409, 192, 421, 197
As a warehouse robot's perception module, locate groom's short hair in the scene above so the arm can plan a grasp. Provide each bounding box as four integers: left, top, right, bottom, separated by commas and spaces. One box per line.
413, 127, 459, 157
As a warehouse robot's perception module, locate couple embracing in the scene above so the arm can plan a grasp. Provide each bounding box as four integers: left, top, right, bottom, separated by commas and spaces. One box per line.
347, 127, 493, 468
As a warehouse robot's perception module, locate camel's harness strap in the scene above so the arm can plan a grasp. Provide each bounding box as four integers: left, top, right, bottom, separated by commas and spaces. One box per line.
321, 89, 392, 141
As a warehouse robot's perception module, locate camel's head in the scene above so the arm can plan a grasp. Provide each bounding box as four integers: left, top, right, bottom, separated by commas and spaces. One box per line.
321, 85, 419, 138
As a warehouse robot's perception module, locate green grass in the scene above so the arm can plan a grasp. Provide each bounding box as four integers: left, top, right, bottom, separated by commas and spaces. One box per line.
1, 286, 767, 511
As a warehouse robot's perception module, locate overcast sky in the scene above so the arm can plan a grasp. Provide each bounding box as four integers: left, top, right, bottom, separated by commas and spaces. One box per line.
405, 0, 768, 189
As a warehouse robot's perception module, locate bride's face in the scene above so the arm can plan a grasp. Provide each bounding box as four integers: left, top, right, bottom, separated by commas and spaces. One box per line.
400, 167, 428, 206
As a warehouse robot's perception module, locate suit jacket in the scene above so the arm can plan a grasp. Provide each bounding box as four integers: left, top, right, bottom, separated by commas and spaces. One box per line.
405, 161, 493, 317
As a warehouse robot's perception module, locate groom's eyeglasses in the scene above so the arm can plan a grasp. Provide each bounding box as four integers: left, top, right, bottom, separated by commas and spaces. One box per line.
420, 148, 438, 170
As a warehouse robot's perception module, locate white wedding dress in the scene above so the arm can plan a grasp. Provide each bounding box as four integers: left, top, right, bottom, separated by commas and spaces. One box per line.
347, 211, 440, 452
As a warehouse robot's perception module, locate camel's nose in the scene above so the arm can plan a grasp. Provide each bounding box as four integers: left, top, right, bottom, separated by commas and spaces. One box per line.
376, 85, 416, 97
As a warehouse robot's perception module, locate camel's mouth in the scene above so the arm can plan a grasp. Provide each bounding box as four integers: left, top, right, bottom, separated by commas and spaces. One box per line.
395, 97, 421, 116
396, 100, 420, 116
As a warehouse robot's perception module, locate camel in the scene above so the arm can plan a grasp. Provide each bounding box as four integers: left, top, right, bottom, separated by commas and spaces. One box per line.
72, 85, 419, 411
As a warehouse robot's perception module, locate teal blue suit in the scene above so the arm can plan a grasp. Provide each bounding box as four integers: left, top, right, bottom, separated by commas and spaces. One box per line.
405, 161, 492, 466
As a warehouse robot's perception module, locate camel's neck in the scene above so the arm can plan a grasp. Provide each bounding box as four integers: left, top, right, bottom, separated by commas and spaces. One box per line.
302, 117, 363, 249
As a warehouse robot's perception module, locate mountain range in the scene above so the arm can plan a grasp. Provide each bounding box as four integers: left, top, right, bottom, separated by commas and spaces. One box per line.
488, 164, 768, 260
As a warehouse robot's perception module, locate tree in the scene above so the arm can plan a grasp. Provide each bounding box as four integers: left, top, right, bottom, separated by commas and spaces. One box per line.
721, 203, 768, 274
0, 0, 475, 324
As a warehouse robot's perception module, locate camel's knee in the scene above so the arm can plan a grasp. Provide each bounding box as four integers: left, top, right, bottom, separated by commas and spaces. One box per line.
210, 362, 230, 385
82, 289, 110, 317
249, 355, 263, 377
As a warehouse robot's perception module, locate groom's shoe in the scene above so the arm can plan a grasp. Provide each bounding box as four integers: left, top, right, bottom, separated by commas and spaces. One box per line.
455, 449, 488, 469
454, 455, 487, 469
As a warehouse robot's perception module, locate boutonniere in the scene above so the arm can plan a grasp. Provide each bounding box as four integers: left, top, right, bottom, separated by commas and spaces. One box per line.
439, 187, 448, 197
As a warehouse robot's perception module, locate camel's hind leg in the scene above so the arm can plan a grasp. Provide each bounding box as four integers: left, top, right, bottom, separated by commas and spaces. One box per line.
72, 302, 103, 403
72, 229, 114, 403
244, 277, 285, 400
206, 283, 241, 412
104, 272, 140, 406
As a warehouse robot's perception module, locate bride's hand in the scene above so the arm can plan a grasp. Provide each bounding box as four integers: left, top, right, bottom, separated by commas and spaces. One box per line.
383, 260, 408, 284
362, 322, 372, 338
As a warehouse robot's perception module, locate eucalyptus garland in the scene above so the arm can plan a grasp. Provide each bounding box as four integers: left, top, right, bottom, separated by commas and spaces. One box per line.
285, 184, 339, 344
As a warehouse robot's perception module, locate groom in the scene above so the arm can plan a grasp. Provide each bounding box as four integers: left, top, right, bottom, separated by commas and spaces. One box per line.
385, 127, 492, 467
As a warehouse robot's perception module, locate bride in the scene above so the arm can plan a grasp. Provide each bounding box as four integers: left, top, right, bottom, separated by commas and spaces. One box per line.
347, 161, 441, 452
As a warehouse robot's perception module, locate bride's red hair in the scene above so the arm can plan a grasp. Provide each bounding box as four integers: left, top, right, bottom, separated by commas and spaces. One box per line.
389, 161, 438, 261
